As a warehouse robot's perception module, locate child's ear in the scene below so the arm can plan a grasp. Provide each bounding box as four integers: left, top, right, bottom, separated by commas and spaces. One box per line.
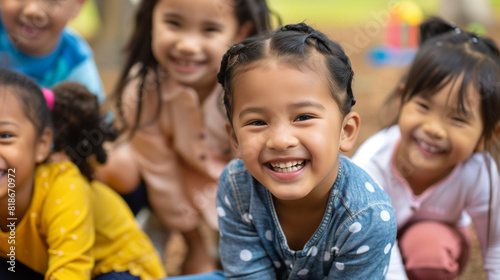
339, 112, 361, 153
235, 21, 254, 43
35, 128, 53, 164
226, 122, 242, 158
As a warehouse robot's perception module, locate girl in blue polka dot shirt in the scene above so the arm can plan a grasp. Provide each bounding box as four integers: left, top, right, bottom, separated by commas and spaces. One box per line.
212, 23, 397, 280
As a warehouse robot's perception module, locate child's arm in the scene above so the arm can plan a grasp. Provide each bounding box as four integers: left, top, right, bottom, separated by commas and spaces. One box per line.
41, 168, 95, 279
216, 166, 276, 279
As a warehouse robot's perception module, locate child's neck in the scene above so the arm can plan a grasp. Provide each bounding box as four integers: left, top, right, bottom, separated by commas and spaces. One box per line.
273, 190, 330, 251
194, 84, 213, 104
397, 162, 455, 195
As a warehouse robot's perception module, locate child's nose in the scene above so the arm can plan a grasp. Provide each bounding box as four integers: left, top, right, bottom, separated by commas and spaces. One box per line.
422, 119, 446, 139
176, 35, 202, 54
22, 1, 48, 25
266, 126, 299, 152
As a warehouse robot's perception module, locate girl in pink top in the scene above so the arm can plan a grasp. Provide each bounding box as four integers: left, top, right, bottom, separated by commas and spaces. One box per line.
96, 0, 277, 274
353, 17, 500, 279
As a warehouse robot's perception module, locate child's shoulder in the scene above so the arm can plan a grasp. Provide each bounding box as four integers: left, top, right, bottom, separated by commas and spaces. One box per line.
460, 152, 499, 183
57, 27, 94, 64
338, 156, 393, 209
35, 161, 89, 192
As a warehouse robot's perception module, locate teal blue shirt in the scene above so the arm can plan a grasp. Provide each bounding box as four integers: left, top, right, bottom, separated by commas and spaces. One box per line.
0, 18, 104, 103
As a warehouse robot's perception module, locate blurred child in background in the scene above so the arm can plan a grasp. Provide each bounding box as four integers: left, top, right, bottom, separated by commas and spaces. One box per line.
353, 17, 500, 280
96, 0, 276, 274
0, 0, 105, 102
49, 81, 166, 280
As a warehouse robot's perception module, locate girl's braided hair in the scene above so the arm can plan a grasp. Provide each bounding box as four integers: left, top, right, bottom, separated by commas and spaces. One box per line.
218, 22, 356, 125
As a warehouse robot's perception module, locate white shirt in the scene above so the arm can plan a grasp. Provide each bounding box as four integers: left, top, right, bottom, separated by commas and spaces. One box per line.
352, 125, 500, 280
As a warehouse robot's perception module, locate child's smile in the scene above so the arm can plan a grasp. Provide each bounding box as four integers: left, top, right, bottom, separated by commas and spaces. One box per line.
268, 160, 306, 173
1, 0, 85, 55
413, 136, 447, 156
265, 159, 308, 182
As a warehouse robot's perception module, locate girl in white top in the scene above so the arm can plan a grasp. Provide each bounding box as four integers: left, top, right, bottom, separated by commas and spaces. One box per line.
353, 17, 500, 280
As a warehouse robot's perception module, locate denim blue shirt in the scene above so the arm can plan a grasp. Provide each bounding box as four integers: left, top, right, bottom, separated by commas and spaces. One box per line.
216, 156, 397, 280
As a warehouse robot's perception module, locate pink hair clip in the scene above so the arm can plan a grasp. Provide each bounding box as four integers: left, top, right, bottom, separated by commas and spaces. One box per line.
41, 88, 54, 111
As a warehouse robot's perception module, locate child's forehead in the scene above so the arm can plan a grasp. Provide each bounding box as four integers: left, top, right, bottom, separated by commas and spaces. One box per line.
0, 89, 28, 120
239, 55, 329, 80
418, 79, 482, 111
156, 0, 237, 18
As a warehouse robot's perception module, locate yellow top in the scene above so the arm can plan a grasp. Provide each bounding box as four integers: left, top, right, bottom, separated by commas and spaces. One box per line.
0, 162, 165, 280
91, 179, 165, 279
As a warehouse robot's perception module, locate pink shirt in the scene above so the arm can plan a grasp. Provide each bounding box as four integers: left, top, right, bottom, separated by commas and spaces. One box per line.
116, 66, 232, 231
353, 125, 500, 279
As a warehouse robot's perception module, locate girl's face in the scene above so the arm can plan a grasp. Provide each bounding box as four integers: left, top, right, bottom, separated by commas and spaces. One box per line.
396, 81, 484, 180
228, 60, 359, 202
151, 0, 249, 96
0, 91, 51, 200
0, 0, 85, 56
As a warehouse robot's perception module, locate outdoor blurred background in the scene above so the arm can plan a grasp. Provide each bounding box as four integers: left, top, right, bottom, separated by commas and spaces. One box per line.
71, 1, 500, 278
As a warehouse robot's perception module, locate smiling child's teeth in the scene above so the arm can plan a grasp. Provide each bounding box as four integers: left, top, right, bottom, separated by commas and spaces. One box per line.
418, 140, 441, 153
270, 161, 305, 172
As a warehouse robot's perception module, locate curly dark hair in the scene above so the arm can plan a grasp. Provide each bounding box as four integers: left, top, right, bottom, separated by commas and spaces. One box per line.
51, 82, 117, 181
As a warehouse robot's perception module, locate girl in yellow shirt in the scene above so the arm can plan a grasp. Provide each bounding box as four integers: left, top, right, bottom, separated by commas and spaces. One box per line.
0, 69, 165, 279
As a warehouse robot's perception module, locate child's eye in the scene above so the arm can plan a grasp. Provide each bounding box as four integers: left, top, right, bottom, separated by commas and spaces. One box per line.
165, 20, 181, 28
204, 27, 221, 33
0, 133, 13, 139
451, 117, 467, 124
416, 102, 429, 110
295, 115, 314, 121
247, 120, 267, 126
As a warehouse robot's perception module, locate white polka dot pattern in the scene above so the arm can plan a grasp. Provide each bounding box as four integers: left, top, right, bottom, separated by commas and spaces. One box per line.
217, 207, 226, 217
349, 222, 362, 233
380, 210, 390, 221
356, 245, 370, 254
307, 246, 318, 257
323, 251, 331, 261
265, 230, 272, 241
297, 269, 309, 275
240, 249, 252, 261
384, 243, 391, 254
365, 182, 375, 192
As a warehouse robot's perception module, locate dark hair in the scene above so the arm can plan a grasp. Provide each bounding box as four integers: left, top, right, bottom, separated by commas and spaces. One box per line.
110, 0, 278, 135
384, 17, 500, 155
0, 69, 52, 136
218, 22, 356, 124
51, 82, 117, 181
